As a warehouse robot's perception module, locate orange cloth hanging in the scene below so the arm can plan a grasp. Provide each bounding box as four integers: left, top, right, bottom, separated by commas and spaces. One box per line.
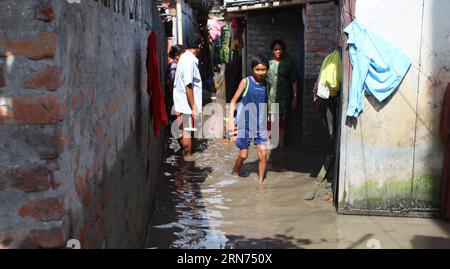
147, 32, 168, 136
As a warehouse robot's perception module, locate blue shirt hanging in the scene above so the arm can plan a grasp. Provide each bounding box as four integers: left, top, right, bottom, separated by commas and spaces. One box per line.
344, 19, 411, 117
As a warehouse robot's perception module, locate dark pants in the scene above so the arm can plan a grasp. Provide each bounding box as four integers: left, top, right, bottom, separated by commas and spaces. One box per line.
317, 96, 338, 151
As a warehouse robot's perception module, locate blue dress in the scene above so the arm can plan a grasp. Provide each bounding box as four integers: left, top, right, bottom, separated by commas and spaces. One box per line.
235, 76, 269, 149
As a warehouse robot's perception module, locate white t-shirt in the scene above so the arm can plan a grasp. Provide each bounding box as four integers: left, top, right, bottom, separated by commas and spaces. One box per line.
173, 50, 203, 114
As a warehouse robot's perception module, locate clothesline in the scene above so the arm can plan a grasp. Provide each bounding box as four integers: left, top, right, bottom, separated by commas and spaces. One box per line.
341, 8, 433, 82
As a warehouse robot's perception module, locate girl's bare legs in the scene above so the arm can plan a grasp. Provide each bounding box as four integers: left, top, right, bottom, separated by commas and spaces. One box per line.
256, 145, 267, 183
233, 149, 248, 176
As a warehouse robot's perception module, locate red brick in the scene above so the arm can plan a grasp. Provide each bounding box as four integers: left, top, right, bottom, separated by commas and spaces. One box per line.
88, 86, 94, 100
108, 91, 130, 116
0, 95, 67, 125
57, 131, 68, 153
96, 160, 106, 186
82, 189, 92, 209
23, 227, 65, 249
48, 164, 61, 190
18, 197, 65, 221
95, 120, 106, 143
0, 68, 5, 88
0, 32, 57, 60
23, 66, 62, 91
50, 175, 62, 190
307, 46, 328, 53
7, 165, 52, 192
108, 97, 122, 116
70, 94, 77, 111
95, 191, 109, 217
35, 4, 54, 22
78, 90, 84, 108
75, 174, 86, 195
87, 225, 101, 249
86, 166, 94, 181
104, 135, 110, 155
1, 233, 14, 248
79, 224, 88, 246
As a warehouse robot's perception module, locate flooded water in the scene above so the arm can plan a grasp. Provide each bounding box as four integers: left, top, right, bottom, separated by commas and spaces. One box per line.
146, 133, 339, 249
145, 129, 450, 249
144, 100, 450, 249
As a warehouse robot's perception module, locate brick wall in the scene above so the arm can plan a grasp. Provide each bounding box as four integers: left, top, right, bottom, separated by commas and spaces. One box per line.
303, 2, 339, 147
246, 7, 304, 78
0, 0, 166, 249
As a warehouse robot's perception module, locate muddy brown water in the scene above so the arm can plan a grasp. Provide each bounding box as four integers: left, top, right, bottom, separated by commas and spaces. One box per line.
146, 135, 338, 249
145, 135, 450, 249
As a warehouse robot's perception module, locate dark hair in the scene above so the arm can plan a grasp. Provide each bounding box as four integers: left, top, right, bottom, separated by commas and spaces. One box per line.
169, 44, 185, 59
250, 54, 269, 69
270, 39, 286, 51
186, 33, 203, 49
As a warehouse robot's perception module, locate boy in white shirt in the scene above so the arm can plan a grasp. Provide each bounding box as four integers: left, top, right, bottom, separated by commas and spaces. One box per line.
173, 33, 203, 160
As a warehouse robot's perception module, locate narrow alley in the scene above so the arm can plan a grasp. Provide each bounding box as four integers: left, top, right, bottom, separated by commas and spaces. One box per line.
1, 0, 450, 251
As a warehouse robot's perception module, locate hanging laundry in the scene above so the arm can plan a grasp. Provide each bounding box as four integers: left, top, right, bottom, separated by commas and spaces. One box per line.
230, 18, 244, 51
219, 21, 231, 64
208, 18, 225, 41
344, 19, 411, 117
317, 49, 342, 99
147, 32, 168, 136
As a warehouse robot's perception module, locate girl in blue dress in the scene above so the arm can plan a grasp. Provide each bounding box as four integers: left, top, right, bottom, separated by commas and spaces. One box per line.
228, 54, 270, 183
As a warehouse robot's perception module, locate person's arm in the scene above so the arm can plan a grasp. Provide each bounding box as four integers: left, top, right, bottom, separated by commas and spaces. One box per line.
228, 78, 247, 132
186, 84, 198, 117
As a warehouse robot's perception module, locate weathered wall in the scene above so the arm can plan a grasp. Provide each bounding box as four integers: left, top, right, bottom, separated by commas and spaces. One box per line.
246, 7, 303, 78
338, 0, 449, 216
303, 1, 340, 147
0, 0, 166, 248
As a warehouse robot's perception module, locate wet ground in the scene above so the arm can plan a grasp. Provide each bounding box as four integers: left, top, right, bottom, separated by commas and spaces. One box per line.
146, 131, 339, 249
145, 133, 450, 249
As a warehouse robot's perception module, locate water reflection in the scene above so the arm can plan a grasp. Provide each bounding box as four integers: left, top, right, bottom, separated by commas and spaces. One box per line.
147, 137, 229, 249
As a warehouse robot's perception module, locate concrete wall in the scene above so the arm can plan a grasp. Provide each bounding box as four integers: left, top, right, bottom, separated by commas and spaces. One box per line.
338, 0, 449, 216
0, 0, 166, 248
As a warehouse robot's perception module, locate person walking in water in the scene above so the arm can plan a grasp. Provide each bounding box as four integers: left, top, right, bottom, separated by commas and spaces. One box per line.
173, 33, 203, 161
228, 54, 270, 183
